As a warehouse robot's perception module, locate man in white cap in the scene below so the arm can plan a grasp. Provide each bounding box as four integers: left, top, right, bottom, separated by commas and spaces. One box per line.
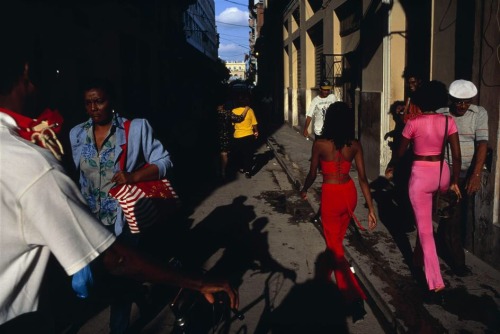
436, 79, 489, 276
303, 79, 339, 140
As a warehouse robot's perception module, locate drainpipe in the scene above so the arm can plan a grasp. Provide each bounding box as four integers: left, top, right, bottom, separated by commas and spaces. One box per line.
493, 119, 500, 225
380, 6, 392, 175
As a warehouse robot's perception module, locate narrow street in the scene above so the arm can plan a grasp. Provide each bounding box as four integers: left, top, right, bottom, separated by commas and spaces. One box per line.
74, 142, 387, 333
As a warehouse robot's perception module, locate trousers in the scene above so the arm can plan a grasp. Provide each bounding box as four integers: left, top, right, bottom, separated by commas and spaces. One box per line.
321, 180, 367, 303
232, 134, 255, 173
436, 176, 469, 271
409, 160, 449, 290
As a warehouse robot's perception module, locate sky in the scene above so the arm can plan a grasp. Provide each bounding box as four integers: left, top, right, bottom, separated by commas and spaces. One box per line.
214, 0, 250, 62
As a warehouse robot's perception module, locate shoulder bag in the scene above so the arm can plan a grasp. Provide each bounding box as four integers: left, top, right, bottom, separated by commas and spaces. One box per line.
434, 116, 451, 218
108, 120, 179, 233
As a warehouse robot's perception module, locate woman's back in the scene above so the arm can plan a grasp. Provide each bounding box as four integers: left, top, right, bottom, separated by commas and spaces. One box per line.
317, 139, 357, 161
402, 114, 457, 156
316, 139, 357, 183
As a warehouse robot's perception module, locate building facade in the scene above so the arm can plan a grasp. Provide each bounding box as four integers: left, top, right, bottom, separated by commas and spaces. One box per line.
248, 0, 265, 83
226, 61, 247, 81
184, 0, 218, 60
257, 0, 499, 269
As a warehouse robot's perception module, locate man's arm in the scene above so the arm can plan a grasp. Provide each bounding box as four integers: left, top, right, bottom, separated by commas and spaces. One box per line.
303, 97, 318, 138
467, 107, 489, 194
303, 116, 312, 138
466, 141, 488, 194
101, 241, 238, 309
252, 124, 259, 138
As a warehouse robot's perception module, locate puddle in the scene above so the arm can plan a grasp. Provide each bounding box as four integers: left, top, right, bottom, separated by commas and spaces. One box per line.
257, 190, 314, 224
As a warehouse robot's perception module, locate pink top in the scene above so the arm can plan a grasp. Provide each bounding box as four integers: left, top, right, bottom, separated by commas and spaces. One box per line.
402, 114, 458, 156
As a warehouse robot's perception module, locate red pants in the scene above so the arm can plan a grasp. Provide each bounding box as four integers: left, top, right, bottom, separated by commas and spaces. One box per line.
321, 180, 367, 303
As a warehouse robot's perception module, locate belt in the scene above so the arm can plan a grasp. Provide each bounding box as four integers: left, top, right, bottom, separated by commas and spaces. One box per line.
413, 154, 441, 161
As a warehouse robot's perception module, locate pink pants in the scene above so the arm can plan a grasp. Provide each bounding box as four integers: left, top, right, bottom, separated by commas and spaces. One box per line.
409, 160, 449, 290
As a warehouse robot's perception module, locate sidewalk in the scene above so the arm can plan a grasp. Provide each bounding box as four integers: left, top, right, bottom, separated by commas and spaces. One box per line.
266, 124, 500, 333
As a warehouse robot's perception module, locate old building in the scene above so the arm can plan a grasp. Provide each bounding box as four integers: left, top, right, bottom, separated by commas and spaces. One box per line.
226, 61, 247, 80
256, 0, 500, 269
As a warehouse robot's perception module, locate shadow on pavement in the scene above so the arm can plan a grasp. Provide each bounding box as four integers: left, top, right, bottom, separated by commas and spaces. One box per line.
265, 251, 349, 334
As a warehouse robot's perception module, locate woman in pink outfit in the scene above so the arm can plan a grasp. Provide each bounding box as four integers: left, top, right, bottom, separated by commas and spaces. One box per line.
395, 81, 462, 297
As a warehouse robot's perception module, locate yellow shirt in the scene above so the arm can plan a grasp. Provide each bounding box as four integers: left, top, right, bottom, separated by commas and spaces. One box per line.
232, 107, 258, 138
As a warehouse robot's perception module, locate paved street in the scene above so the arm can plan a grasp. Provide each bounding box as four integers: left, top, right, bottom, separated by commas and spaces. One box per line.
60, 124, 500, 334
73, 142, 386, 333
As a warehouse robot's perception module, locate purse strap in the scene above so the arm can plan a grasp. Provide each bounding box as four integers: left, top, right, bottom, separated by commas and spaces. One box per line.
438, 115, 449, 186
118, 120, 131, 171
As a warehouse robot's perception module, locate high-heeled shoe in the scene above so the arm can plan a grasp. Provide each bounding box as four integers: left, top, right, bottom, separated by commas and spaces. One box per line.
350, 299, 367, 323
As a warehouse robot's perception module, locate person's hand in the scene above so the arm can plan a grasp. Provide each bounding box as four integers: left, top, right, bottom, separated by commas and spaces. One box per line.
300, 190, 307, 200
303, 129, 309, 138
385, 167, 394, 180
254, 131, 259, 138
368, 211, 377, 231
450, 182, 462, 201
199, 279, 239, 310
465, 173, 481, 195
112, 171, 134, 185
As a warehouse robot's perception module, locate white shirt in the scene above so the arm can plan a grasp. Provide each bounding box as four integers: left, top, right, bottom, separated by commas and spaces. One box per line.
437, 105, 489, 172
0, 112, 116, 324
306, 94, 338, 135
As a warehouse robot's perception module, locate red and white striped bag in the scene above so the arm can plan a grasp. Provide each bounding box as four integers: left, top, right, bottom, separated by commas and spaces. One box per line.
108, 119, 179, 233
109, 178, 179, 233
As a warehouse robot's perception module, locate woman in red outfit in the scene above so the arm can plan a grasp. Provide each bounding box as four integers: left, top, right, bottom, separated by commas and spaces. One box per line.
300, 101, 377, 323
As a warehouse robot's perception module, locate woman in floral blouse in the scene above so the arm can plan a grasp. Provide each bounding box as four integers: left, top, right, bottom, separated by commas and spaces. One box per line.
69, 77, 172, 333
70, 78, 172, 237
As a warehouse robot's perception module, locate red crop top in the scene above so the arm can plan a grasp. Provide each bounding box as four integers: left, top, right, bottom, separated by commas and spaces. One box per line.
321, 149, 351, 181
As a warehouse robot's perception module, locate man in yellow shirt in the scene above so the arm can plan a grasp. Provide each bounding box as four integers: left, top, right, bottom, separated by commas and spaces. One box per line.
232, 93, 259, 178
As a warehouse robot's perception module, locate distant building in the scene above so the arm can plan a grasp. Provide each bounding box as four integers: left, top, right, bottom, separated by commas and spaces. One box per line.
184, 0, 218, 60
247, 0, 263, 83
225, 61, 246, 81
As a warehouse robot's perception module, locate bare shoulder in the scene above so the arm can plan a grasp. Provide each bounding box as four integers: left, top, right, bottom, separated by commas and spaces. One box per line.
347, 140, 362, 156
314, 138, 331, 148
312, 139, 331, 154
350, 139, 361, 149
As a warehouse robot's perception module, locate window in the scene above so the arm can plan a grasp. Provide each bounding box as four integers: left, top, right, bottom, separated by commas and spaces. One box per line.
334, 0, 362, 37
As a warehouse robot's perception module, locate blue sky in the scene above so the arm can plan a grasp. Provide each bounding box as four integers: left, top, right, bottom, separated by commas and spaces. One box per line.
214, 0, 250, 62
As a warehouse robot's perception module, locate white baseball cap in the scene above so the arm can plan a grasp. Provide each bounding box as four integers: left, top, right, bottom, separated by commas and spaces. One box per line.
449, 79, 477, 99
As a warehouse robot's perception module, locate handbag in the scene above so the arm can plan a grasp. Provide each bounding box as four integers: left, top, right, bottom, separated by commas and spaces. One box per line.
108, 120, 179, 233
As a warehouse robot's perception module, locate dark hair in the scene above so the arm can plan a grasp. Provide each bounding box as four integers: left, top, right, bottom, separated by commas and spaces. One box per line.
0, 34, 35, 95
411, 80, 448, 112
80, 77, 116, 102
389, 100, 405, 115
322, 101, 355, 148
402, 65, 425, 80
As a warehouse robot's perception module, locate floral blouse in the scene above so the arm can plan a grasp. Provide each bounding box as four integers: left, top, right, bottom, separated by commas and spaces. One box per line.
79, 118, 119, 226
217, 105, 246, 152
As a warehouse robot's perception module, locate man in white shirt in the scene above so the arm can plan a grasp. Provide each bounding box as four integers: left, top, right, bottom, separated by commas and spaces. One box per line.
436, 79, 489, 276
303, 80, 338, 139
0, 36, 237, 331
